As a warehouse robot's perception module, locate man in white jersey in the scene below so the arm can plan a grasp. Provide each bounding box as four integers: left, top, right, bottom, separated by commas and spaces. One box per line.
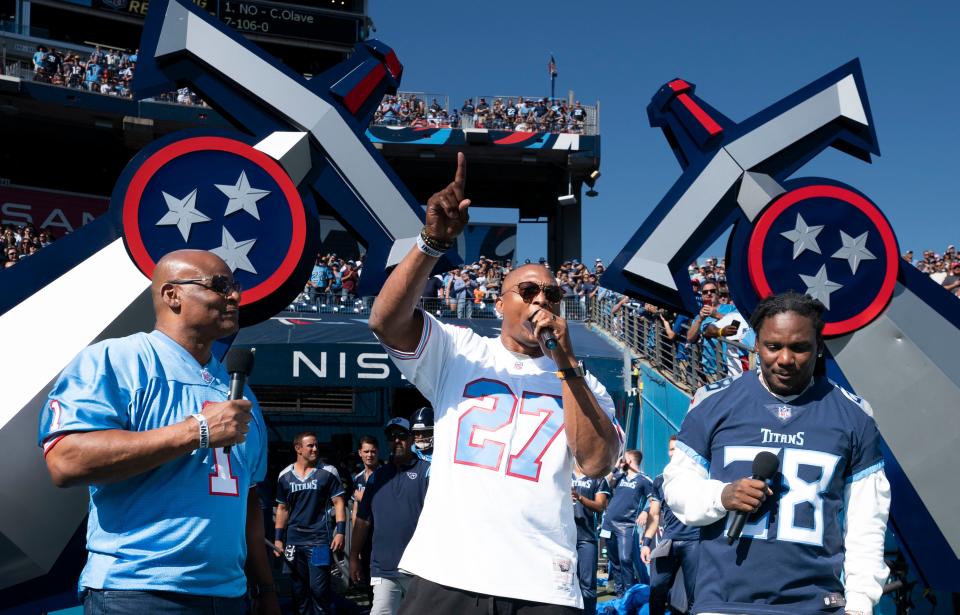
369, 153, 622, 613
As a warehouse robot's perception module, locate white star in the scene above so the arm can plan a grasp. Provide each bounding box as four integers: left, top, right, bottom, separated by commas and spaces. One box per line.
780, 214, 824, 259
216, 171, 270, 220
156, 188, 211, 242
799, 265, 843, 310
210, 227, 257, 274
831, 230, 876, 274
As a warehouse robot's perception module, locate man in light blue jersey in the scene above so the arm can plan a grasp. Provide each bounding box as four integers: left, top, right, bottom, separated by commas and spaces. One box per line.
38, 249, 278, 615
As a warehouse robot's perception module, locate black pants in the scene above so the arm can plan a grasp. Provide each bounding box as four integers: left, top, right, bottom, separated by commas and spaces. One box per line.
398, 576, 581, 615
648, 540, 699, 615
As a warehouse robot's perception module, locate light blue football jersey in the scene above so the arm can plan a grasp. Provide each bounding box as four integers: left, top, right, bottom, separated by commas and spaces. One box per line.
38, 331, 267, 597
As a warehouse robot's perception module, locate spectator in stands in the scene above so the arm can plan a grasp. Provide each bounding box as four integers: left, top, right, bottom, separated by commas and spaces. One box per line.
460, 98, 475, 123
943, 262, 960, 296
4, 246, 18, 267
421, 274, 444, 315
341, 261, 360, 302
452, 269, 478, 318
349, 418, 430, 615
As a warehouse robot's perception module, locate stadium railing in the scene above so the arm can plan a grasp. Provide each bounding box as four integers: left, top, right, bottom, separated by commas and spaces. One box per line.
369, 90, 451, 127
287, 294, 588, 322
587, 293, 756, 393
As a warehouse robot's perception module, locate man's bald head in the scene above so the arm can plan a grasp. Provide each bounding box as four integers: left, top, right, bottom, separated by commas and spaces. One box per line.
151, 250, 226, 307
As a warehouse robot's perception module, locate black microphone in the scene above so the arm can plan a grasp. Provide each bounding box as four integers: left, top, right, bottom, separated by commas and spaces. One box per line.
529, 309, 559, 350
726, 451, 779, 544
224, 347, 255, 455
539, 329, 558, 350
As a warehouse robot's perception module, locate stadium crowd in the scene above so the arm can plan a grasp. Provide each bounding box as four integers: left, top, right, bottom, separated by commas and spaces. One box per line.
30, 44, 138, 98
1, 223, 56, 268
370, 92, 591, 133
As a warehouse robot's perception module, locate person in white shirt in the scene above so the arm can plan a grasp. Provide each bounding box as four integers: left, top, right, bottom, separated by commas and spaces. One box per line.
368, 153, 622, 613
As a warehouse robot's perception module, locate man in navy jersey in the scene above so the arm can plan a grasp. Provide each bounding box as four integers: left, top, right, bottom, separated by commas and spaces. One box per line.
38, 250, 277, 614
664, 292, 890, 615
572, 466, 610, 614
642, 435, 700, 615
275, 432, 347, 615
349, 418, 429, 615
351, 435, 379, 601
602, 450, 653, 597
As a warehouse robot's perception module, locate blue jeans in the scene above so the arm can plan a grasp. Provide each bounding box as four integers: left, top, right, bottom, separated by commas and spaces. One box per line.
576, 539, 598, 614
456, 297, 472, 319
648, 540, 699, 615
82, 589, 245, 614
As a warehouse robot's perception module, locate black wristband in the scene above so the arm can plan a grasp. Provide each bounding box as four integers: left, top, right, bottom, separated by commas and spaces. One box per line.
641, 536, 653, 548
274, 528, 284, 541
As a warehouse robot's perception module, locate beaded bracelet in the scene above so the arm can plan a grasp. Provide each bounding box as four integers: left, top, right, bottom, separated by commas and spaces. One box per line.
419, 228, 454, 252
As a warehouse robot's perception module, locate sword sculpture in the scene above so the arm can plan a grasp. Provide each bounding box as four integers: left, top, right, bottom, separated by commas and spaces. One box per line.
0, 0, 458, 590
603, 60, 960, 589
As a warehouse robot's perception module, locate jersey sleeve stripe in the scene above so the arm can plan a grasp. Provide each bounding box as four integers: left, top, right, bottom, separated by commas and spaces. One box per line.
381, 309, 432, 360
41, 434, 68, 456
847, 460, 885, 483
332, 488, 346, 498
676, 440, 710, 471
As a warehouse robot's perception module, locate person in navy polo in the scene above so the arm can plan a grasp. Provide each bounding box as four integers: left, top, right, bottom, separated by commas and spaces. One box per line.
349, 418, 430, 615
275, 432, 347, 615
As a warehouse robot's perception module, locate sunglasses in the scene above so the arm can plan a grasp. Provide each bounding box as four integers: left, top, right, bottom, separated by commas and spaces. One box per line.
386, 431, 411, 441
509, 281, 563, 303
701, 288, 718, 295
167, 275, 242, 297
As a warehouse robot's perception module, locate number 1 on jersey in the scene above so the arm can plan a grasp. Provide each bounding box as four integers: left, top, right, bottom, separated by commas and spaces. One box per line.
210, 447, 240, 496
454, 379, 564, 482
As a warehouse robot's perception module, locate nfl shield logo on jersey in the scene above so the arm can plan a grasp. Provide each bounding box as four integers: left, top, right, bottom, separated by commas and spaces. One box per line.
776, 405, 792, 420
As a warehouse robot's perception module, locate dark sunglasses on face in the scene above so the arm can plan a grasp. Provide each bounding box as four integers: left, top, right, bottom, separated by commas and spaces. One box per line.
166, 275, 242, 297
387, 431, 410, 441
510, 280, 563, 303
701, 288, 718, 295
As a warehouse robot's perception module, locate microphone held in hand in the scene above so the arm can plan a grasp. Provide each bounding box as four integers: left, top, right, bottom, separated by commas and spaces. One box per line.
539, 328, 558, 350
726, 451, 779, 544
224, 347, 255, 455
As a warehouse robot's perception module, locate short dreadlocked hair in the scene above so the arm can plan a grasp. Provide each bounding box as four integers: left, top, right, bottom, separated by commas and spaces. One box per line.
749, 292, 826, 342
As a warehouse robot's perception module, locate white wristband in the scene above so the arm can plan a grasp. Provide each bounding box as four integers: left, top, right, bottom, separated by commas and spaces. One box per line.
190, 413, 209, 449
416, 233, 446, 258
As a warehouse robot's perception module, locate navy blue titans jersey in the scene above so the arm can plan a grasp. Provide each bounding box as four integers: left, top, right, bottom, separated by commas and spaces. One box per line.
276, 464, 345, 546
651, 475, 698, 542
572, 474, 611, 542
677, 371, 884, 615
357, 457, 430, 579
603, 471, 653, 528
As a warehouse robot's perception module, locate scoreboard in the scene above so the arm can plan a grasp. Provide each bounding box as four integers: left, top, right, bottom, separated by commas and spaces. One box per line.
218, 0, 357, 44
46, 0, 361, 47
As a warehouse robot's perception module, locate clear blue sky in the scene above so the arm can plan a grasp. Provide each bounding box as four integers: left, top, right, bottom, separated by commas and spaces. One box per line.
369, 1, 960, 265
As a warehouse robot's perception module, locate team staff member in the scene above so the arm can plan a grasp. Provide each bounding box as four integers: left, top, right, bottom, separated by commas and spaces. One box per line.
38, 250, 278, 614
349, 418, 430, 615
572, 466, 610, 615
602, 450, 653, 597
641, 435, 699, 615
274, 432, 347, 615
351, 435, 380, 601
664, 292, 890, 615
369, 153, 622, 612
